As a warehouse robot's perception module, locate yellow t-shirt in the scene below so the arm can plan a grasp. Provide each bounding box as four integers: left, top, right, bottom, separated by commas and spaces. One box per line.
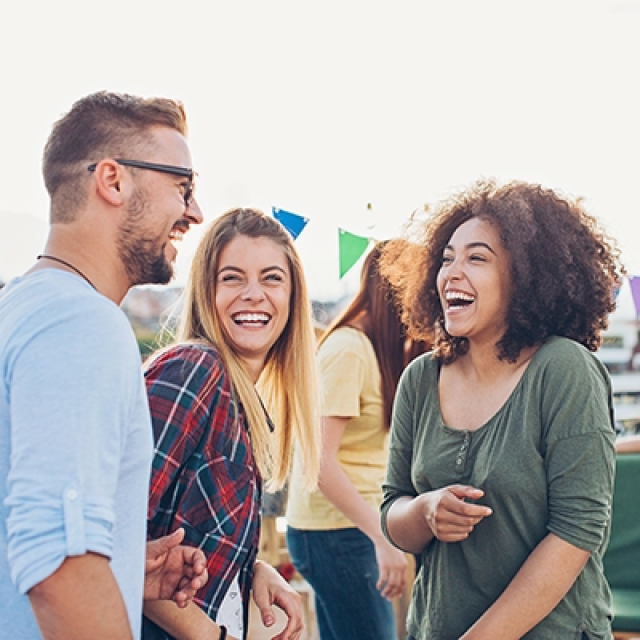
286, 327, 388, 529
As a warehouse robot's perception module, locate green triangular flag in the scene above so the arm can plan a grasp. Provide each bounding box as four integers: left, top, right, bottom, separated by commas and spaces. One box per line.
338, 228, 370, 279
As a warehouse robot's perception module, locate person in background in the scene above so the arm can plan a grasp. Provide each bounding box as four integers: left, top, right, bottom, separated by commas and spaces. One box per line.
626, 329, 640, 371
0, 91, 206, 639
286, 241, 428, 640
380, 179, 622, 639
142, 207, 321, 640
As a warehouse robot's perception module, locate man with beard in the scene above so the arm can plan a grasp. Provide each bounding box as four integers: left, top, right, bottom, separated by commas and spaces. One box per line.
0, 92, 204, 639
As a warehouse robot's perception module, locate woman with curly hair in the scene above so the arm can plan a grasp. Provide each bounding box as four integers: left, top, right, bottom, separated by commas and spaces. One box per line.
379, 179, 623, 639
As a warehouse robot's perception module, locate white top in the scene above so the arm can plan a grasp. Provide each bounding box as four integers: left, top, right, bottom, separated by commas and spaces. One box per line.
216, 573, 244, 638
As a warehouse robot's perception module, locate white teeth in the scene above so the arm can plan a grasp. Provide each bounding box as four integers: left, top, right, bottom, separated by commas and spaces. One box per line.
445, 291, 474, 302
169, 229, 184, 241
233, 313, 269, 323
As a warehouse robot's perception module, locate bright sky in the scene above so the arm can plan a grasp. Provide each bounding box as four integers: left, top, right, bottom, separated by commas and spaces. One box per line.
1, 0, 639, 301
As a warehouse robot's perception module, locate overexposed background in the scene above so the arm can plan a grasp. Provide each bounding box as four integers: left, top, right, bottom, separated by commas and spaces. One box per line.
1, 0, 639, 301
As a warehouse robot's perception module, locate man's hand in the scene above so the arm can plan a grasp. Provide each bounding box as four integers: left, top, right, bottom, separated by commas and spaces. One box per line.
252, 560, 303, 640
145, 528, 208, 608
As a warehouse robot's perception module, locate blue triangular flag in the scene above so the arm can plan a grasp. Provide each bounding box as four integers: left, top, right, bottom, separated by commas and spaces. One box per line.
272, 207, 309, 240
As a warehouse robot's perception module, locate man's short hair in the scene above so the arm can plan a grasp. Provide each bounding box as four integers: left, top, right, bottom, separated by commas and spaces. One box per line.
43, 91, 188, 222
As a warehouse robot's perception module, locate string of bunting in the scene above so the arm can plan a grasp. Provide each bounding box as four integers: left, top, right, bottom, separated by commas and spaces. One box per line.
272, 207, 640, 313
272, 206, 374, 279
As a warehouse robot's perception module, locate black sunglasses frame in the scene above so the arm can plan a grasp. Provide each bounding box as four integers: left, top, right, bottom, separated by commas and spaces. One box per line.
88, 159, 196, 206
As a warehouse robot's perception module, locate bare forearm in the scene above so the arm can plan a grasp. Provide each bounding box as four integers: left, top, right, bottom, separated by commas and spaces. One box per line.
461, 533, 590, 639
385, 495, 435, 553
28, 553, 133, 640
319, 458, 385, 541
143, 600, 221, 640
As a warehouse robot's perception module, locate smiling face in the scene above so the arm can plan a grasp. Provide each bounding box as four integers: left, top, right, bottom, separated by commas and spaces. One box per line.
117, 126, 203, 286
215, 234, 292, 380
436, 217, 513, 347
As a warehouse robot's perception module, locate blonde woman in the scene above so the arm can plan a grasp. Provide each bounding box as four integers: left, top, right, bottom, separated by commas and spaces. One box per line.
142, 208, 320, 640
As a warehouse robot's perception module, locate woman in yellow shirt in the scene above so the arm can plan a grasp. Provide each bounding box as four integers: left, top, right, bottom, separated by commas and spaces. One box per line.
286, 242, 426, 639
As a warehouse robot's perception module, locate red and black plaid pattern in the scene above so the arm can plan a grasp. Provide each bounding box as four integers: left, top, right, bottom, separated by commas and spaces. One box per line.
144, 344, 261, 630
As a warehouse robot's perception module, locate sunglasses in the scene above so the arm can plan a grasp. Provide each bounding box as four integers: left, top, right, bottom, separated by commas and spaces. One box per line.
88, 159, 196, 207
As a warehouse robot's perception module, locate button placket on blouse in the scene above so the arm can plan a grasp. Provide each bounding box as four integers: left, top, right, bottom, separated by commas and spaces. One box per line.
455, 431, 471, 471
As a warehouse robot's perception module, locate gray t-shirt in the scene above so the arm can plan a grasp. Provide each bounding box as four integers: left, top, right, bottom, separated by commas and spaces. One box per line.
382, 336, 615, 639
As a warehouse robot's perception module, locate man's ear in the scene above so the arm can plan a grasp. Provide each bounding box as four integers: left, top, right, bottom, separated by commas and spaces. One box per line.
92, 159, 126, 206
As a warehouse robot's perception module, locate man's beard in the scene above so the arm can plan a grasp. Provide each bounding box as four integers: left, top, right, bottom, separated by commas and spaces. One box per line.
117, 188, 174, 287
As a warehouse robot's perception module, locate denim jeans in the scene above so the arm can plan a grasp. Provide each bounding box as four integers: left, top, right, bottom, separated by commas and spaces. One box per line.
286, 526, 397, 640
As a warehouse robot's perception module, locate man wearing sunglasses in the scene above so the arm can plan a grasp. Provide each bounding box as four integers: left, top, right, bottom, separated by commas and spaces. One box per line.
0, 92, 206, 639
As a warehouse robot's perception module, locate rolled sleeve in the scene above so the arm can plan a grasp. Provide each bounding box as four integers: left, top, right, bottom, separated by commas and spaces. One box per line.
7, 487, 115, 594
541, 344, 616, 553
546, 432, 615, 552
4, 301, 132, 594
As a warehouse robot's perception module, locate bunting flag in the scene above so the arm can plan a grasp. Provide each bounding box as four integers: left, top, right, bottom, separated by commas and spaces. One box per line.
265, 204, 640, 304
629, 276, 640, 317
272, 207, 309, 240
338, 228, 371, 279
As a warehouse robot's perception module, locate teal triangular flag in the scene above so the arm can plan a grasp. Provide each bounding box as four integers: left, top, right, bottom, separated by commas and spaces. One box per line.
272, 207, 309, 240
339, 229, 370, 278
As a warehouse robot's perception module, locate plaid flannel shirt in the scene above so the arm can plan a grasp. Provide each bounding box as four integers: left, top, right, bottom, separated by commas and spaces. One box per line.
143, 343, 261, 639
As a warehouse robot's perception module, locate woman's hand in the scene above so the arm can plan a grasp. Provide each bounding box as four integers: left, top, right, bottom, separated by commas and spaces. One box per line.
251, 560, 303, 640
373, 537, 408, 600
419, 485, 493, 542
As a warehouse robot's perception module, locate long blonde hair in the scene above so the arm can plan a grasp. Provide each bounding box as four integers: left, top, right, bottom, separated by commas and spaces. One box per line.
176, 207, 320, 490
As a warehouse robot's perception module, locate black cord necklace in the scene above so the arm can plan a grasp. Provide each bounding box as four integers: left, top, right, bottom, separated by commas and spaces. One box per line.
37, 254, 97, 290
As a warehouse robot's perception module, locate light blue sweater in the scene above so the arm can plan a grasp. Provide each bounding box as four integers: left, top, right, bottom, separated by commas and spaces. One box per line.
0, 270, 152, 639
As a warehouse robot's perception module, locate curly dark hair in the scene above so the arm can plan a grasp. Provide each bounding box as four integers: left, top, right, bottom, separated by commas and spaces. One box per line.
379, 178, 625, 364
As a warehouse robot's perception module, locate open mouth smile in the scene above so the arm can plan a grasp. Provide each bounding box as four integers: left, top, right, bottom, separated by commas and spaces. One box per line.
444, 290, 475, 309
232, 312, 271, 326
169, 220, 191, 243
168, 229, 184, 242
